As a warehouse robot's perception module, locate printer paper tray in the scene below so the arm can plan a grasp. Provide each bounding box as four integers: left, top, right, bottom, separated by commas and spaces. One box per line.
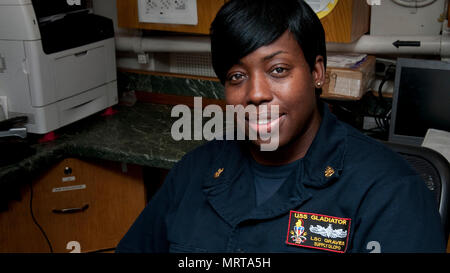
27, 81, 117, 134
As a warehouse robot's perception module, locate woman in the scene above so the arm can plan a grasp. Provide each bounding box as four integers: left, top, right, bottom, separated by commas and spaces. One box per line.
117, 0, 445, 253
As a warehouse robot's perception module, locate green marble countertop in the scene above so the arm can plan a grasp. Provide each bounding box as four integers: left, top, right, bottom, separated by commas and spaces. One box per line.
0, 102, 205, 201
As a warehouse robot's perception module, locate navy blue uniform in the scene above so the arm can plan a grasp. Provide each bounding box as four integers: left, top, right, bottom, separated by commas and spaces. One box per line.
117, 104, 446, 253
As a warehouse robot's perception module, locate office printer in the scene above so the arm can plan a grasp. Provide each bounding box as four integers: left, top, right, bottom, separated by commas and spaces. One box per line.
0, 0, 117, 134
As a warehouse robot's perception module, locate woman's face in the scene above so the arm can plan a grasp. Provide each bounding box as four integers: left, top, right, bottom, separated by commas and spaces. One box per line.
225, 31, 325, 160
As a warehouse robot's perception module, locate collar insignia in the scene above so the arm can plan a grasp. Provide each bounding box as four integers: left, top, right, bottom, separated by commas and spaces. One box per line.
324, 166, 335, 178
214, 168, 224, 178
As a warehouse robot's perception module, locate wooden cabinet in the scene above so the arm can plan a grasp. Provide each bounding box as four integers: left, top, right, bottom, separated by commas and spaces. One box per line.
320, 0, 370, 43
0, 158, 145, 253
117, 0, 226, 35
117, 0, 369, 42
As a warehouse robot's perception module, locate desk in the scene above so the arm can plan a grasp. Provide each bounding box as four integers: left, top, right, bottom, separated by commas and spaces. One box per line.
0, 102, 205, 207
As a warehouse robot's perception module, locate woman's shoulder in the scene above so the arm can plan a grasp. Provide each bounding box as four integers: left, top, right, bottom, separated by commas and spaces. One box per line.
342, 123, 418, 178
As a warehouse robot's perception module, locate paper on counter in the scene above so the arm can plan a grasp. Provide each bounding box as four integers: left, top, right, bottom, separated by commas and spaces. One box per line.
421, 128, 450, 164
327, 53, 368, 68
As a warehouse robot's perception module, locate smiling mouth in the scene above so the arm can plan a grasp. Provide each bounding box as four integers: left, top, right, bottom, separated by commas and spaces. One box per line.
246, 114, 285, 134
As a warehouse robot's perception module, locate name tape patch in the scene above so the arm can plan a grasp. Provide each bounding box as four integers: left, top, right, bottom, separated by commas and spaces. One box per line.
286, 210, 351, 253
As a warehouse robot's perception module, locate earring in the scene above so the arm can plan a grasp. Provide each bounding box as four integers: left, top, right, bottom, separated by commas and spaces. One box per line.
316, 82, 322, 87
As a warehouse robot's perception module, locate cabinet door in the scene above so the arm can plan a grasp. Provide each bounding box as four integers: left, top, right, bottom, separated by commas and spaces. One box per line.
0, 158, 145, 253
320, 0, 370, 43
0, 185, 50, 253
117, 0, 226, 34
117, 0, 369, 42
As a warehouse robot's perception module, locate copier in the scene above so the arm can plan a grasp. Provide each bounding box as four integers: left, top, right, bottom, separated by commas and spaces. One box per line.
0, 0, 117, 134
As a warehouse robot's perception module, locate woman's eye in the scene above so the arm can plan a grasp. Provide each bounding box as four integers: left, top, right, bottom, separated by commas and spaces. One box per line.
274, 67, 285, 73
271, 66, 288, 75
228, 73, 246, 83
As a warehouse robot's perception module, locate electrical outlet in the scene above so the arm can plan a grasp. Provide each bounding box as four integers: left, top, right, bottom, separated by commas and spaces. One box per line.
375, 58, 397, 76
137, 53, 149, 64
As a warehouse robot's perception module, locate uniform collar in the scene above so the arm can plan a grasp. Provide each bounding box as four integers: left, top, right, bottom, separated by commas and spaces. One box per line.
202, 140, 249, 194
201, 102, 348, 226
301, 103, 348, 188
202, 142, 310, 226
202, 140, 255, 226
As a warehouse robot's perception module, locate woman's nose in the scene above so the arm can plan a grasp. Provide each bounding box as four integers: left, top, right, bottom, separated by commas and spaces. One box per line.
246, 73, 273, 106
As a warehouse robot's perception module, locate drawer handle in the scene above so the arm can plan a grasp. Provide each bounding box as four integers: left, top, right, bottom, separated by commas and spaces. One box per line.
52, 204, 89, 214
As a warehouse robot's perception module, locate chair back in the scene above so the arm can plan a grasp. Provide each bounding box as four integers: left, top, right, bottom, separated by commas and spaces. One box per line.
384, 141, 450, 242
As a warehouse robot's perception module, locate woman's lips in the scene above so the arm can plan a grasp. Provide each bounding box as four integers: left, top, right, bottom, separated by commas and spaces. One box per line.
247, 114, 285, 134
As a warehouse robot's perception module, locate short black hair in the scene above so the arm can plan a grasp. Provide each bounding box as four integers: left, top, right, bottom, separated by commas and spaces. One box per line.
210, 0, 326, 86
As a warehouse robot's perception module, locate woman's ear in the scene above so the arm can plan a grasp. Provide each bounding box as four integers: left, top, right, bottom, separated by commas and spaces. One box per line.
312, 55, 325, 88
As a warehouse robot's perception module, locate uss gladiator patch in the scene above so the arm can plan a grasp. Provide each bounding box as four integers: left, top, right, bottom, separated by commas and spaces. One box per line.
286, 210, 351, 253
